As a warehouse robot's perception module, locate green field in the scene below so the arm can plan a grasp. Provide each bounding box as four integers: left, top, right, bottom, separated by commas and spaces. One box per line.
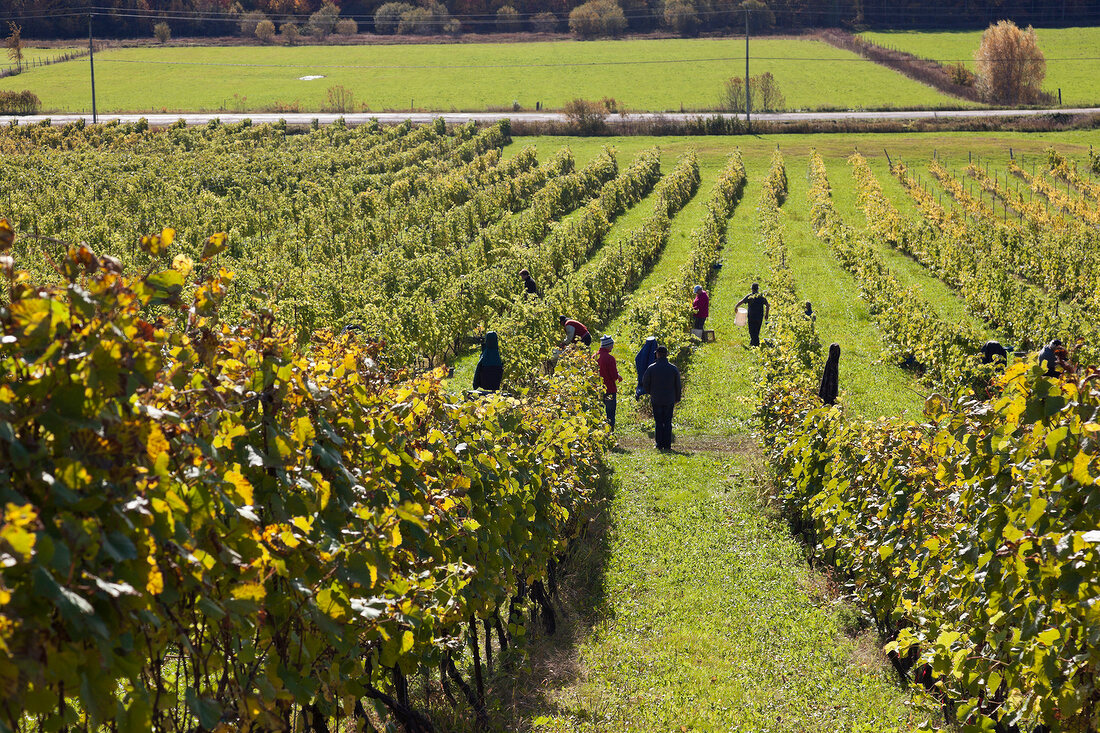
0, 37, 964, 113
861, 26, 1100, 105
1, 47, 79, 74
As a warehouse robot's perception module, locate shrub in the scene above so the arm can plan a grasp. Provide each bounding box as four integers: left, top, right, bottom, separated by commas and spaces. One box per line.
948, 61, 975, 87
280, 22, 301, 45
443, 17, 462, 34
238, 10, 269, 37
563, 98, 609, 134
722, 76, 745, 111
255, 19, 276, 43
975, 20, 1046, 104
663, 0, 698, 36
531, 11, 558, 32
496, 5, 522, 32
753, 71, 784, 111
326, 84, 354, 112
309, 1, 341, 38
153, 22, 171, 43
0, 89, 40, 115
398, 7, 433, 34
599, 96, 623, 114
335, 17, 358, 36
374, 2, 414, 34
423, 2, 453, 33
720, 73, 783, 111
569, 0, 626, 38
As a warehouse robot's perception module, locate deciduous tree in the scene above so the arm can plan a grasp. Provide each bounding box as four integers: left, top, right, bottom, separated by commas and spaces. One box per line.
5, 22, 24, 73
663, 0, 699, 36
974, 20, 1046, 104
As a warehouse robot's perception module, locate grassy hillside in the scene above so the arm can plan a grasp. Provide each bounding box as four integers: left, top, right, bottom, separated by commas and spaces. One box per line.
0, 37, 963, 113
860, 27, 1100, 105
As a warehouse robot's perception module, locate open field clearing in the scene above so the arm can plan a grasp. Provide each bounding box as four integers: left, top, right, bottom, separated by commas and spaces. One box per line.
861, 27, 1100, 105
0, 37, 966, 113
1, 47, 80, 75
2, 121, 1100, 732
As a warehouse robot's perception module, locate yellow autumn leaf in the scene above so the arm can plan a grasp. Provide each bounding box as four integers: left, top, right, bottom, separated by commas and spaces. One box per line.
231, 583, 266, 602
225, 468, 254, 505
171, 253, 193, 279
147, 552, 164, 595
201, 232, 228, 260
145, 424, 170, 464
1071, 451, 1094, 485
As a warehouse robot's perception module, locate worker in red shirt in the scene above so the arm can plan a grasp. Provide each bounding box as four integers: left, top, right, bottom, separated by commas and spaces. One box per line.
596, 334, 623, 430
559, 315, 592, 348
692, 284, 710, 331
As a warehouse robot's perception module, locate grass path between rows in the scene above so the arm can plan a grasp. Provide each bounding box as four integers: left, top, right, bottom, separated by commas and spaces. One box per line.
491, 152, 940, 732
782, 156, 924, 419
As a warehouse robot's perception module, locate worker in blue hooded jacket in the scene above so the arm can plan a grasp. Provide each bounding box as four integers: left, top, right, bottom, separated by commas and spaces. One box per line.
634, 336, 658, 398
472, 331, 503, 391
641, 345, 681, 450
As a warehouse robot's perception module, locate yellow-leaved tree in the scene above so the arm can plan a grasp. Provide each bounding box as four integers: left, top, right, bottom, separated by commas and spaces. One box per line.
974, 20, 1046, 105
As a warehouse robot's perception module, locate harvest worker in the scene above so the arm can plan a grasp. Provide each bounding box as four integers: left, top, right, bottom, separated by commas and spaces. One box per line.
804, 301, 816, 323
691, 285, 710, 331
559, 315, 592, 348
472, 331, 503, 391
641, 345, 682, 451
819, 343, 840, 406
735, 282, 770, 347
979, 340, 1008, 365
1038, 338, 1064, 377
634, 336, 658, 399
520, 268, 539, 297
596, 335, 623, 430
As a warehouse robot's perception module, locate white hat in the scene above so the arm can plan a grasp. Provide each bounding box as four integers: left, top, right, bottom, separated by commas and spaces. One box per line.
693, 285, 703, 293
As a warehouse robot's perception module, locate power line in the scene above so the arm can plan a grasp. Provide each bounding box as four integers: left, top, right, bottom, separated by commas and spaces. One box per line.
89, 55, 1100, 71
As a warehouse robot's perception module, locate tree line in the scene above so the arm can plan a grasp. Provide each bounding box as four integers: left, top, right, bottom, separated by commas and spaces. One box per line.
5, 0, 1100, 40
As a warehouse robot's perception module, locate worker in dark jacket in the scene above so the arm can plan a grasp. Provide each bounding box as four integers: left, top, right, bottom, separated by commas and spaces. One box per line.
472, 331, 503, 391
641, 345, 682, 450
819, 343, 840, 406
691, 285, 710, 330
559, 315, 592, 348
596, 335, 623, 430
1038, 339, 1063, 377
980, 340, 1008, 365
735, 283, 770, 347
634, 336, 658, 399
520, 269, 539, 297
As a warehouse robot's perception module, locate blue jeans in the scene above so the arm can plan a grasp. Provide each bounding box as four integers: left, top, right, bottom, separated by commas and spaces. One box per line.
603, 392, 617, 431
652, 404, 674, 449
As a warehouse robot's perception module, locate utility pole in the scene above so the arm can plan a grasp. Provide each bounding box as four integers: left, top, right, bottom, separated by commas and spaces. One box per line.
88, 14, 97, 124
744, 7, 750, 131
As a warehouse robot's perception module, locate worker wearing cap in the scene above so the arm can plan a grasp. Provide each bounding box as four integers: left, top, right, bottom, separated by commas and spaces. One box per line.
596, 334, 623, 430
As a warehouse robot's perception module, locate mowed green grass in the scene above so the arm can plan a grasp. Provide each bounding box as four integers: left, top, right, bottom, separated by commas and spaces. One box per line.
0, 37, 961, 113
2, 47, 78, 73
860, 27, 1100, 105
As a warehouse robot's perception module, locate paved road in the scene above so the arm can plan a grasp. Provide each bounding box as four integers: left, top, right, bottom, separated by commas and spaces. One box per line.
2, 107, 1099, 127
